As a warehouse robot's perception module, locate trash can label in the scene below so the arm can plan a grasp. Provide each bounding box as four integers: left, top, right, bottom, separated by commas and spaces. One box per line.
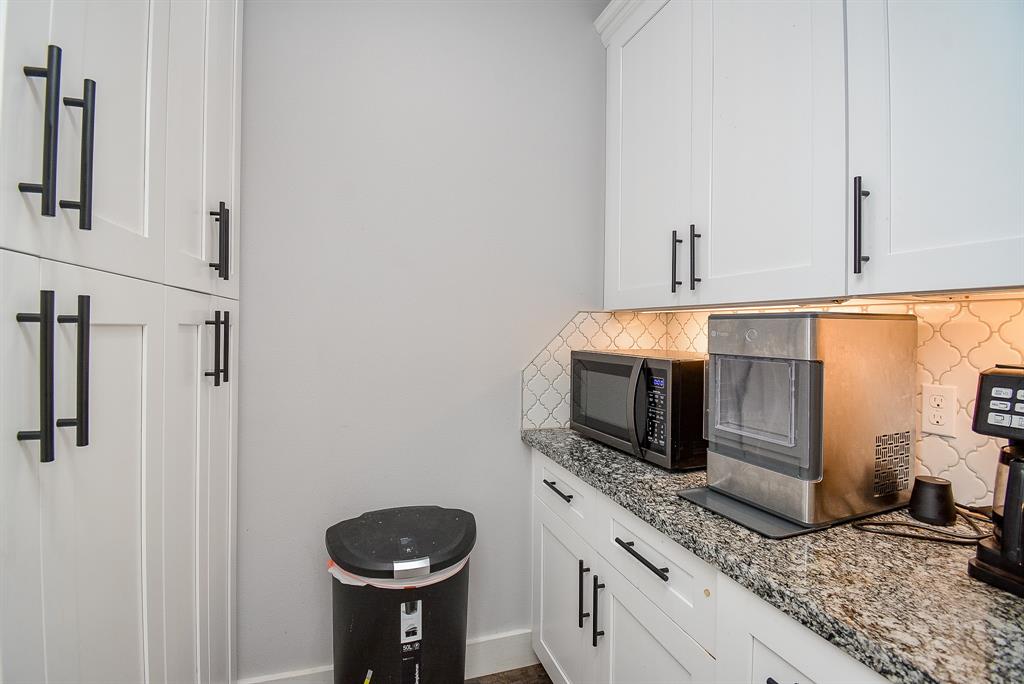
400, 600, 423, 683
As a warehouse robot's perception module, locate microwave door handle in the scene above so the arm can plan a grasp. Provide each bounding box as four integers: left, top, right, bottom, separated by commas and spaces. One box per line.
626, 358, 644, 458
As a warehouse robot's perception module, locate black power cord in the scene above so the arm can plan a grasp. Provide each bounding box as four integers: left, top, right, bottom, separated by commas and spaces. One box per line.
852, 505, 993, 545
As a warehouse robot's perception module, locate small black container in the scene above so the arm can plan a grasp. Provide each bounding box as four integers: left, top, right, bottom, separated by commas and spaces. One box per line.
909, 476, 957, 526
326, 506, 476, 684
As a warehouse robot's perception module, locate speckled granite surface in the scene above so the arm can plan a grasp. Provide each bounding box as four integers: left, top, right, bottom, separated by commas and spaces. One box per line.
522, 428, 1024, 684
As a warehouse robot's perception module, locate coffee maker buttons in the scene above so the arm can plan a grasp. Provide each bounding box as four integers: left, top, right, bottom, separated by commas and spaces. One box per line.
992, 387, 1013, 399
991, 400, 1012, 410
988, 413, 1012, 427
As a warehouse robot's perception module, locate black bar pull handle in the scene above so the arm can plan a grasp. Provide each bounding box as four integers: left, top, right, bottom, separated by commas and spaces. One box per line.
542, 479, 573, 504
56, 295, 90, 446
19, 45, 62, 216
17, 290, 56, 462
205, 310, 222, 386
853, 176, 871, 274
221, 310, 230, 383
614, 537, 670, 581
592, 575, 605, 647
689, 224, 702, 290
209, 202, 230, 280
671, 230, 683, 293
59, 79, 96, 230
578, 560, 590, 628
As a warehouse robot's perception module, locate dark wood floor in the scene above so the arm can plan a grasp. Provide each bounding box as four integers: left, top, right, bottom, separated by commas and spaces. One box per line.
466, 664, 552, 684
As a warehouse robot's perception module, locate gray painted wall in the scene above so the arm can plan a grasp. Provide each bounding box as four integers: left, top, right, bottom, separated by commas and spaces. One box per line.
237, 1, 606, 677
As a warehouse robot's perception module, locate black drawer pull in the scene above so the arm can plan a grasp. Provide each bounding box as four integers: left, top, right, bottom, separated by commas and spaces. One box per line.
615, 537, 669, 581
671, 229, 683, 293
17, 290, 56, 462
221, 310, 230, 383
19, 45, 62, 216
60, 79, 96, 230
592, 575, 605, 647
542, 479, 573, 504
578, 560, 590, 628
205, 310, 223, 386
56, 295, 90, 446
689, 224, 702, 290
853, 175, 871, 273
209, 201, 230, 280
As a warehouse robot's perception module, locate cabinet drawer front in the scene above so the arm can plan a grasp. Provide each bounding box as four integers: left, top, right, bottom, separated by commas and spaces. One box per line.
596, 504, 717, 654
533, 454, 595, 532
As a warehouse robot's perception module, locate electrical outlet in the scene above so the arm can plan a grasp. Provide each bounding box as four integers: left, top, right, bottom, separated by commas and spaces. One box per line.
922, 384, 957, 437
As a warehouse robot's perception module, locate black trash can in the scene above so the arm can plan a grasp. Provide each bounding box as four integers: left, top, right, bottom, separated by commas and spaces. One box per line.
326, 505, 476, 684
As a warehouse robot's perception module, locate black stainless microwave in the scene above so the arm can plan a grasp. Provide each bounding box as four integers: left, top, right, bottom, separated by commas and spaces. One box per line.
570, 350, 707, 470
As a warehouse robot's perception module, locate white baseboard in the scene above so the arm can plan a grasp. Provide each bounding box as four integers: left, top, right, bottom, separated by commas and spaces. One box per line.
237, 628, 538, 684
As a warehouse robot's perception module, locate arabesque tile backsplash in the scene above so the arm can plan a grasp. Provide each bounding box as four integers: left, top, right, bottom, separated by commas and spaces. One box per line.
521, 298, 1024, 505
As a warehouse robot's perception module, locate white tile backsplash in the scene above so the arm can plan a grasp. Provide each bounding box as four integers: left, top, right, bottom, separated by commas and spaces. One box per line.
521, 297, 1024, 505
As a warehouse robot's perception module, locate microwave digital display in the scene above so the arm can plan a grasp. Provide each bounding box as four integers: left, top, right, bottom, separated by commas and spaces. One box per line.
651, 377, 665, 388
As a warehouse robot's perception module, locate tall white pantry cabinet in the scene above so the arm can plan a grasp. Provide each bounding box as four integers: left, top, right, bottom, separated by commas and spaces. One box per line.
0, 2, 243, 683
601, 0, 1024, 311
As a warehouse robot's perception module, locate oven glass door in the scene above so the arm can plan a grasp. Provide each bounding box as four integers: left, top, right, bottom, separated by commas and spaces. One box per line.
571, 356, 635, 446
707, 354, 822, 480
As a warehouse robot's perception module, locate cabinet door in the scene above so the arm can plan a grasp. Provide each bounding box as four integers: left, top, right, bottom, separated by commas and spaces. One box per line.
164, 290, 235, 684
691, 0, 846, 306
205, 295, 237, 684
848, 0, 1024, 295
164, 287, 214, 684
591, 560, 715, 684
0, 4, 52, 256
533, 498, 597, 684
605, 0, 699, 311
165, 0, 243, 299
42, 1, 170, 282
0, 251, 45, 683
40, 261, 165, 684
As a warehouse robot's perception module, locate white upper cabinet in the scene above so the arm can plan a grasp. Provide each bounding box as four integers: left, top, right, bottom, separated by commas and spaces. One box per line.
0, 3, 53, 257
165, 0, 243, 299
599, 0, 847, 310
45, 0, 171, 283
0, 0, 242, 294
847, 0, 1024, 295
604, 0, 699, 310
690, 0, 847, 306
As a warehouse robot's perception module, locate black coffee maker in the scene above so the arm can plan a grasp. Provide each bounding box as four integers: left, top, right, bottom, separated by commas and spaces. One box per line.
969, 365, 1024, 597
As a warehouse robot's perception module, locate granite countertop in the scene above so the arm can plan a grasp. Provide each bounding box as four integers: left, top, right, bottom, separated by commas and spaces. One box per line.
522, 428, 1024, 684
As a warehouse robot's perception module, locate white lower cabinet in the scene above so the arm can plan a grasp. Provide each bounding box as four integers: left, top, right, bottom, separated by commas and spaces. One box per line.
533, 497, 714, 684
594, 560, 715, 683
0, 251, 237, 684
531, 450, 888, 684
0, 254, 166, 683
164, 289, 237, 684
715, 575, 886, 684
533, 497, 599, 684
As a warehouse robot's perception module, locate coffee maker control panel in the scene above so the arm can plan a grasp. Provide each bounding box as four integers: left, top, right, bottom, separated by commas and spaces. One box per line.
974, 366, 1024, 439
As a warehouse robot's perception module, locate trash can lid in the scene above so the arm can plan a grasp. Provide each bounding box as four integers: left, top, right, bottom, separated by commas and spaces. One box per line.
325, 505, 476, 580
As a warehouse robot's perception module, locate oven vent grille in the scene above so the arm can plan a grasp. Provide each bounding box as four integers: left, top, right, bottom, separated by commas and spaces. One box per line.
873, 431, 912, 497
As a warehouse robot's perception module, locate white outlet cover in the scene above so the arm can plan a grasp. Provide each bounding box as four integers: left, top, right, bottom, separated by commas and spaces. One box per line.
922, 384, 958, 438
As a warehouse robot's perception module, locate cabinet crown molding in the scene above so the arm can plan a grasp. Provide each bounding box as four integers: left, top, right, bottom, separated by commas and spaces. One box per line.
594, 0, 661, 47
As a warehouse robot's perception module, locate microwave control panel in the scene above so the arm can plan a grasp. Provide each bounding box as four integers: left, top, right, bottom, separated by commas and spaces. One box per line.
974, 366, 1024, 440
646, 372, 668, 450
